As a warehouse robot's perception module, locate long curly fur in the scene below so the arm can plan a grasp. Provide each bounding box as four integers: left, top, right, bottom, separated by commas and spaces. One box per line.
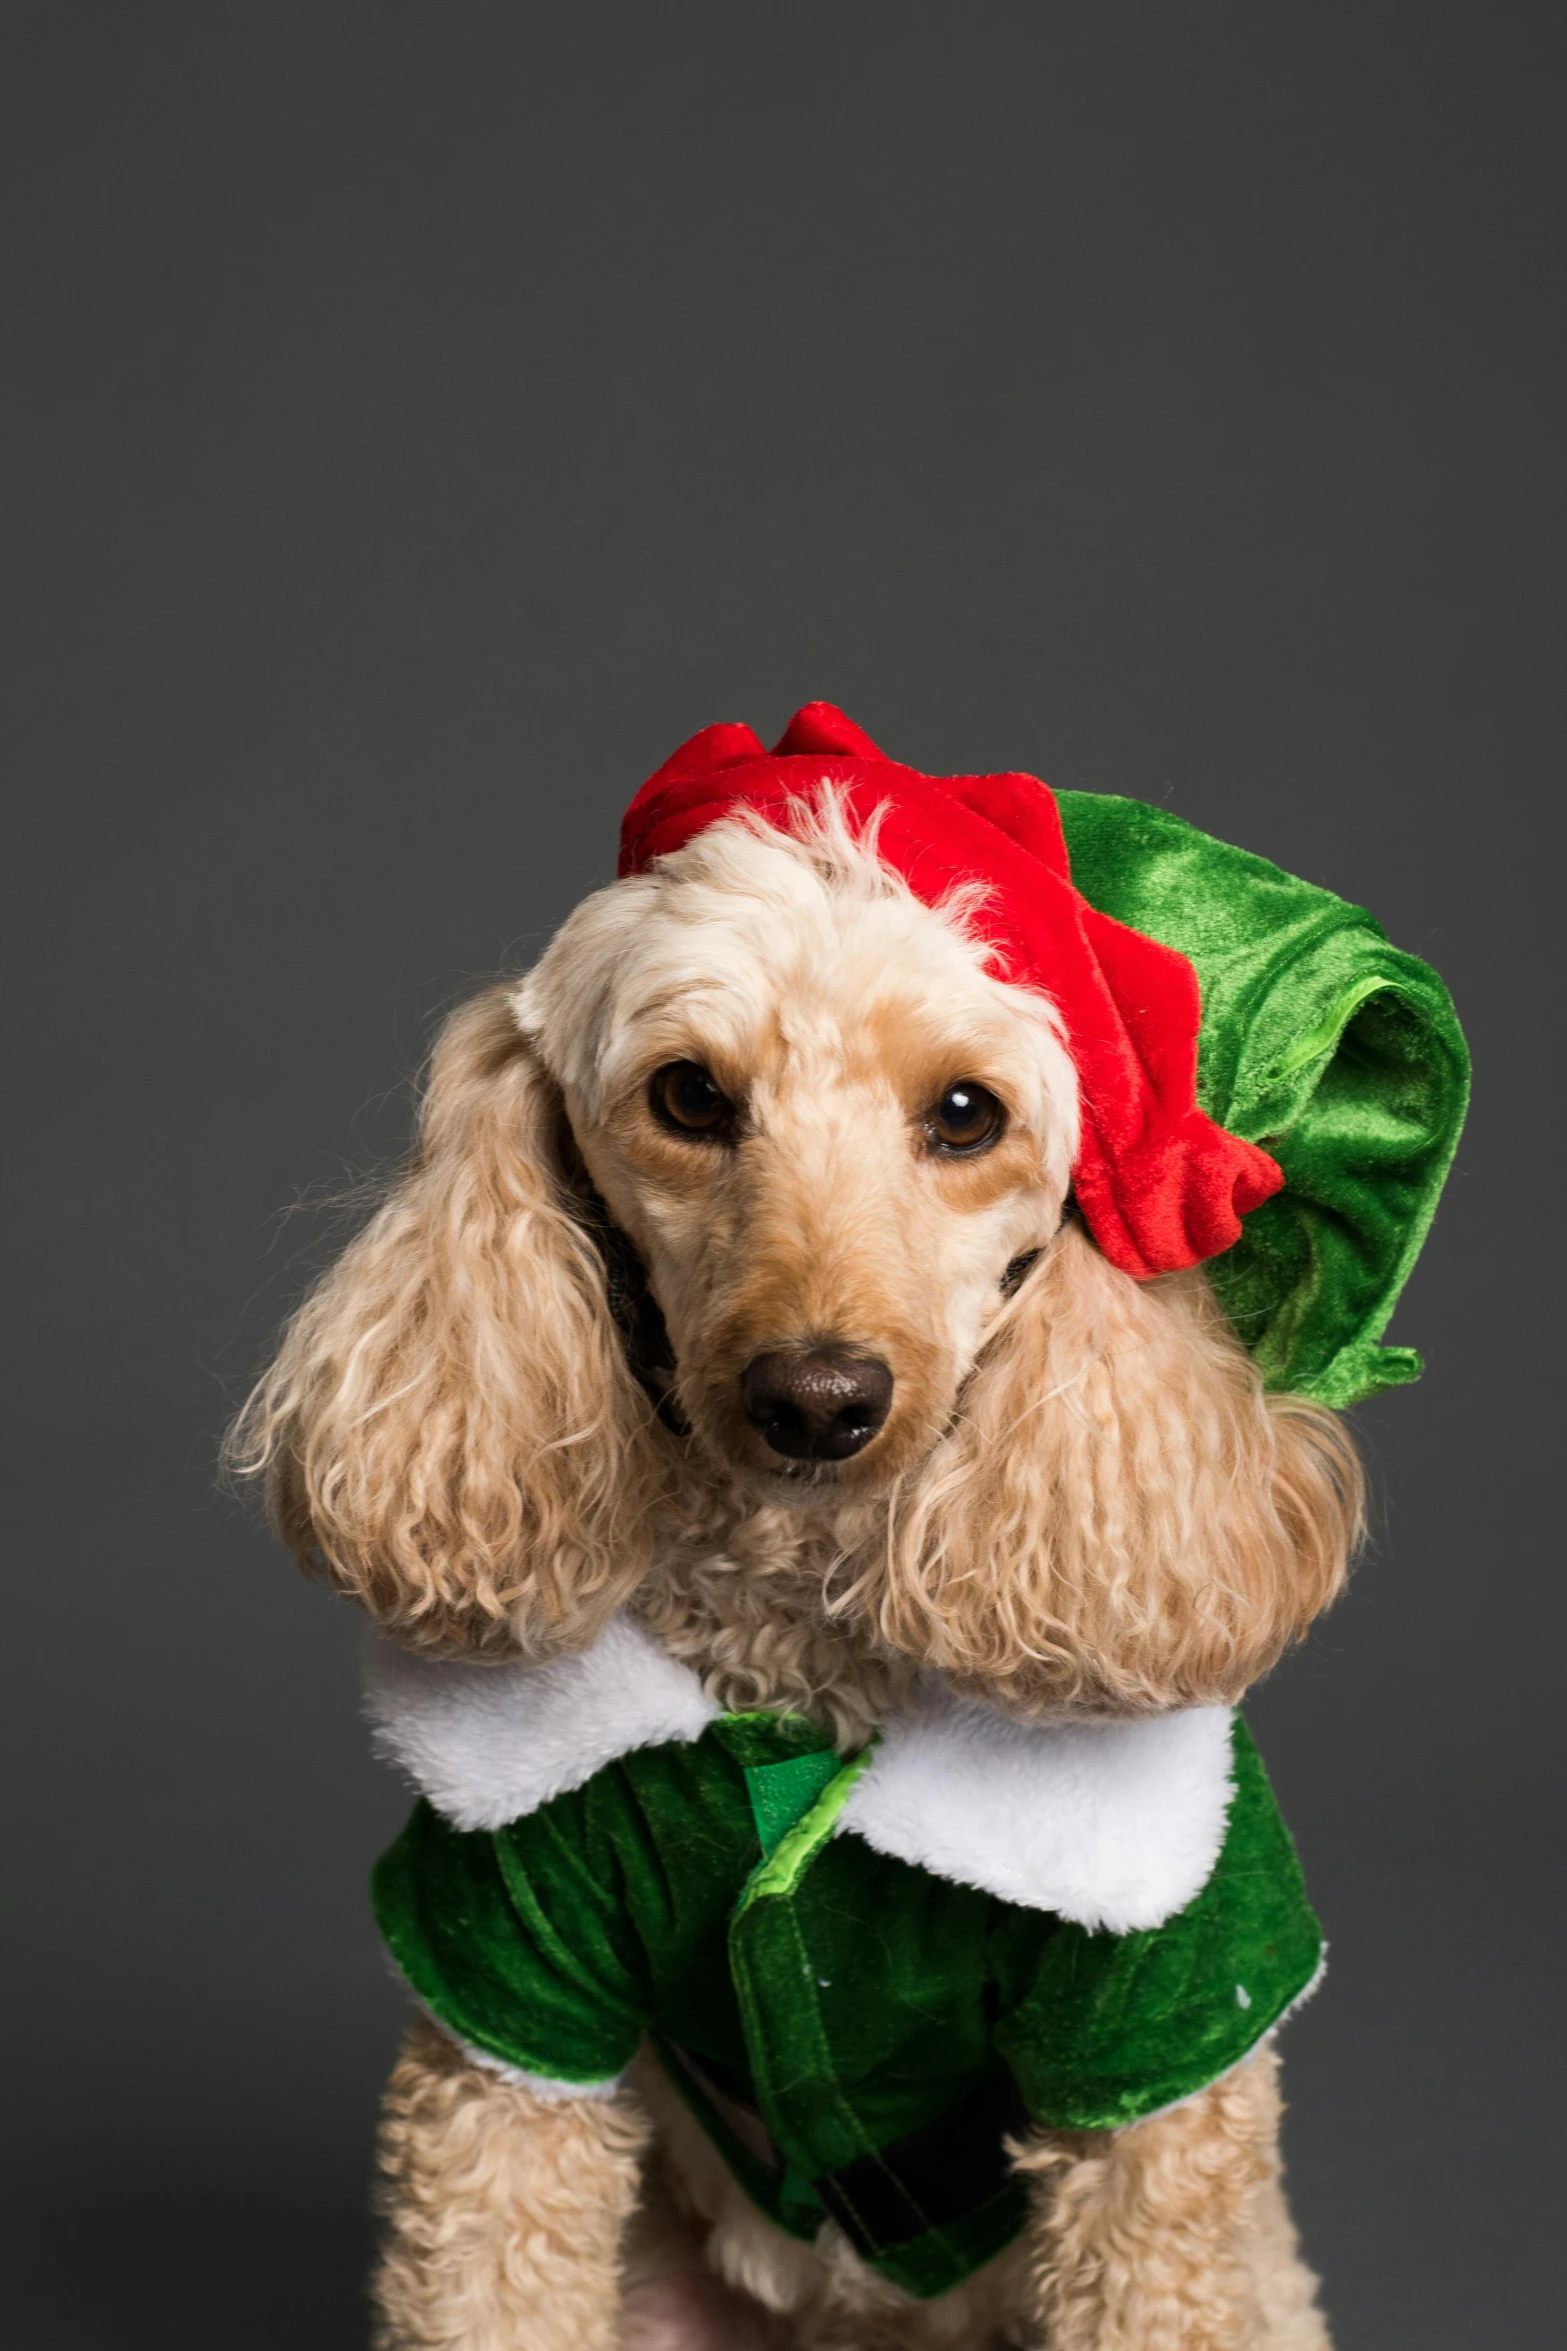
1014, 2044, 1328, 2351
228, 988, 667, 1657
232, 798, 1361, 2345
374, 2016, 651, 2350
860, 1224, 1359, 1714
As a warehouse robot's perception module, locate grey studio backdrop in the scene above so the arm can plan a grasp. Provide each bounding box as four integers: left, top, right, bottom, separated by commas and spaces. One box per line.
5, 7, 1562, 2348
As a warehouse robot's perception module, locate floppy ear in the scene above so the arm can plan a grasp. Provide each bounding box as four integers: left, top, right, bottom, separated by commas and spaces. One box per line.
229, 984, 664, 1655
875, 1221, 1362, 1709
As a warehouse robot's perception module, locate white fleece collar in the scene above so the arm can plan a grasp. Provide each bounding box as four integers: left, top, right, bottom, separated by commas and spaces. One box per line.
363, 1614, 1234, 1935
363, 1614, 720, 1833
833, 1679, 1234, 1934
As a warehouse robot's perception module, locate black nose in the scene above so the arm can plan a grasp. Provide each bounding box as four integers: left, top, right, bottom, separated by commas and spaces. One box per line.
740, 1347, 895, 1462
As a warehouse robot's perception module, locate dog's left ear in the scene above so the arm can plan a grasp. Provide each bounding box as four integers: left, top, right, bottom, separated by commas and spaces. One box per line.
228, 984, 666, 1656
875, 1221, 1363, 1710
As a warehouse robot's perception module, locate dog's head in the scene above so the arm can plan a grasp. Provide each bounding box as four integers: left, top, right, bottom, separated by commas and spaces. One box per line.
234, 798, 1359, 1703
517, 797, 1079, 1500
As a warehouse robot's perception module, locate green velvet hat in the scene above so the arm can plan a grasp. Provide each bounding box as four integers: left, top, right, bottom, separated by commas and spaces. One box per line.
1056, 790, 1469, 1408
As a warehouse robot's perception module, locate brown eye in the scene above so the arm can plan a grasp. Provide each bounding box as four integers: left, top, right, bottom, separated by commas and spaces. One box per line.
925, 1080, 1005, 1155
650, 1060, 735, 1139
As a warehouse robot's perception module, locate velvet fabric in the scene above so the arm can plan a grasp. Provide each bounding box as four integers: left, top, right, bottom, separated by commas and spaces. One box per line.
1055, 790, 1469, 1403
374, 1713, 1320, 2301
619, 704, 1468, 1405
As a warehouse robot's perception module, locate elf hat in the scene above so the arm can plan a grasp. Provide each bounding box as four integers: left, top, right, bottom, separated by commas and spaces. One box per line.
622, 703, 1468, 1408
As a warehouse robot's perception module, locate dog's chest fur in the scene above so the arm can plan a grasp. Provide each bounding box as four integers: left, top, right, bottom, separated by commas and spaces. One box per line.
634, 1500, 917, 1750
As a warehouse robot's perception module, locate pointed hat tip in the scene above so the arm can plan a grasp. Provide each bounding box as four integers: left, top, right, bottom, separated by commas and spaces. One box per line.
771, 702, 886, 761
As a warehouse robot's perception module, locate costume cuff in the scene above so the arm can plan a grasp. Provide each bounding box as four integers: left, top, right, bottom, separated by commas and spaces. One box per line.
421, 2006, 626, 2100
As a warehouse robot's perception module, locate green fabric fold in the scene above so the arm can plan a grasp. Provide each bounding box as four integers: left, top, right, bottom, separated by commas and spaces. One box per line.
1057, 791, 1469, 1404
992, 1721, 1319, 2128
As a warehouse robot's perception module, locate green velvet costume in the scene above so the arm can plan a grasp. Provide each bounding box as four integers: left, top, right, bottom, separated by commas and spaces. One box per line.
368, 785, 1466, 2300
371, 1659, 1321, 2301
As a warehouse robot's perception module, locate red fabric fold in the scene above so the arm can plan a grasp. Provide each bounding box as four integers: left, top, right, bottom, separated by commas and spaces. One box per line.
619, 704, 1281, 1278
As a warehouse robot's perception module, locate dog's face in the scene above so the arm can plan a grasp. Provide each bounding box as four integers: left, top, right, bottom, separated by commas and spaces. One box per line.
239, 790, 1358, 1686
516, 804, 1080, 1501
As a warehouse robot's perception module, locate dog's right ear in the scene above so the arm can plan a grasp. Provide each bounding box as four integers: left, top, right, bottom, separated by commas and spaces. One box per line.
872, 1221, 1362, 1710
228, 984, 665, 1655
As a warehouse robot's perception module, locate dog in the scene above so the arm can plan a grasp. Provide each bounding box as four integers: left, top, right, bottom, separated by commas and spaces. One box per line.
234, 744, 1367, 2350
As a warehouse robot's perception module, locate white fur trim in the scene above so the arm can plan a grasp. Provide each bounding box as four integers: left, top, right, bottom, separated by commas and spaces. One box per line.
454, 2044, 626, 2101
414, 2004, 625, 2100
363, 1613, 719, 1832
836, 1681, 1236, 1932
364, 1615, 1233, 1926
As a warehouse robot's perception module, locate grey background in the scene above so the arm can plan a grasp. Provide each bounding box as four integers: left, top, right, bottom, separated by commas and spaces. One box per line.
5, 5, 1562, 2345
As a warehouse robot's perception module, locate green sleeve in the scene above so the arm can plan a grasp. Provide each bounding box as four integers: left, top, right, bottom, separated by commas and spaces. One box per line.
372, 1791, 649, 2084
993, 1720, 1323, 2131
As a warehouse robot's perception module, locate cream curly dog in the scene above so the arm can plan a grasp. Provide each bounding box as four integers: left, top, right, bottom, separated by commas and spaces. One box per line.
236, 784, 1361, 2350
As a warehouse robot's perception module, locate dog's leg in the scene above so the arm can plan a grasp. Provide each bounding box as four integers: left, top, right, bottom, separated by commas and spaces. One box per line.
1013, 2047, 1329, 2351
373, 2016, 650, 2351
